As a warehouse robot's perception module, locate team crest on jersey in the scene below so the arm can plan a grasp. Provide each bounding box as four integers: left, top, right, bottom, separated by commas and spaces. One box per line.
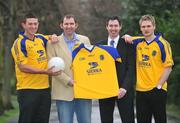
142, 54, 149, 61
144, 47, 149, 50
36, 50, 46, 62
100, 55, 104, 60
37, 50, 44, 57
34, 43, 38, 46
137, 47, 142, 50
28, 46, 33, 49
88, 62, 98, 69
79, 57, 85, 61
152, 50, 157, 56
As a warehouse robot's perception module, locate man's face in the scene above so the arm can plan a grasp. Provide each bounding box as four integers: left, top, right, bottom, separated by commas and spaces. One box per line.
140, 20, 155, 37
106, 20, 121, 38
60, 17, 78, 36
22, 18, 39, 36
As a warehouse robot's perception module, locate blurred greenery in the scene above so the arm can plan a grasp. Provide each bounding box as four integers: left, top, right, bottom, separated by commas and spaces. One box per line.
167, 104, 180, 119
0, 96, 18, 123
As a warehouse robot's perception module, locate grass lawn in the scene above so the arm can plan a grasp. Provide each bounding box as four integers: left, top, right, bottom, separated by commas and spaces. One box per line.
167, 104, 180, 119
0, 108, 18, 123
0, 96, 18, 123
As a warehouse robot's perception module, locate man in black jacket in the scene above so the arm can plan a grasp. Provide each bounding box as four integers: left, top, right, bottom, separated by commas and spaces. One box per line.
97, 16, 136, 123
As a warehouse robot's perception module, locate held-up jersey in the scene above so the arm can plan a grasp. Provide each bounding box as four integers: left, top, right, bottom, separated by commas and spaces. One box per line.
72, 43, 121, 99
11, 32, 49, 90
132, 34, 174, 91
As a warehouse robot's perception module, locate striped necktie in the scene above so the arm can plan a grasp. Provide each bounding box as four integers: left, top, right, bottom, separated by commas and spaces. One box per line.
110, 40, 115, 48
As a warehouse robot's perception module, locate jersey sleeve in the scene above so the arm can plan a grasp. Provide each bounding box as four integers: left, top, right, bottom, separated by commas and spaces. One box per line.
12, 39, 28, 65
112, 48, 122, 62
98, 45, 122, 63
162, 40, 174, 67
72, 43, 83, 61
132, 36, 144, 46
36, 34, 49, 48
157, 36, 174, 67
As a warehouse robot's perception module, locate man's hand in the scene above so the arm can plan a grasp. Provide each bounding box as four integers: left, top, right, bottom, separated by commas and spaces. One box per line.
67, 79, 74, 87
46, 66, 62, 76
123, 34, 133, 44
118, 88, 127, 99
49, 34, 59, 44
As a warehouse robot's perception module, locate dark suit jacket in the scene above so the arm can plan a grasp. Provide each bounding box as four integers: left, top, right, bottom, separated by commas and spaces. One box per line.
96, 37, 136, 94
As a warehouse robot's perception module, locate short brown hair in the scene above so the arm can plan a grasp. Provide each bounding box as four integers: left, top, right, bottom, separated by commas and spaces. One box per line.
61, 14, 77, 23
21, 12, 38, 23
106, 16, 122, 26
139, 14, 155, 26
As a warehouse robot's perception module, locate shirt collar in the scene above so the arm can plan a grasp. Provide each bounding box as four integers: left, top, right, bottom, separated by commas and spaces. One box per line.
144, 33, 162, 45
19, 31, 35, 41
108, 35, 119, 47
63, 32, 79, 42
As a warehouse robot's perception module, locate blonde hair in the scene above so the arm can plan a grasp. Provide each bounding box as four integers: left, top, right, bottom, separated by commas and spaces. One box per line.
139, 15, 156, 26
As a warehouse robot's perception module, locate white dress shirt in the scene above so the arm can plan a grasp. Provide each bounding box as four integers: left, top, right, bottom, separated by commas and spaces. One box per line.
107, 35, 120, 48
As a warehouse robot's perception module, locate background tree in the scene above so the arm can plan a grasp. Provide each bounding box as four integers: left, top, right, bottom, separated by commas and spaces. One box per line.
0, 0, 15, 112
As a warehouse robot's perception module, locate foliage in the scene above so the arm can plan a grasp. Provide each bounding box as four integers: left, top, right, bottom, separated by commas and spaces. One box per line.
167, 104, 180, 119
0, 107, 18, 123
156, 13, 180, 57
168, 64, 180, 105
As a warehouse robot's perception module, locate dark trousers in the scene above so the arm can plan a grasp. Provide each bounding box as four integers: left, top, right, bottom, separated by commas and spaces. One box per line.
17, 88, 51, 123
99, 93, 135, 123
136, 88, 167, 123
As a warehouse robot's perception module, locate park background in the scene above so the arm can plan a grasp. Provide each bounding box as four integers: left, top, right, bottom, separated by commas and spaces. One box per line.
0, 0, 180, 122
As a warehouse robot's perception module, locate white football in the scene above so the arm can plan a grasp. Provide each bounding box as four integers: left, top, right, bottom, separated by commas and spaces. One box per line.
48, 57, 65, 72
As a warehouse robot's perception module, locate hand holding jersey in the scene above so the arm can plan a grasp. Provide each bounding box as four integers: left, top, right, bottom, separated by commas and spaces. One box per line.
118, 88, 127, 99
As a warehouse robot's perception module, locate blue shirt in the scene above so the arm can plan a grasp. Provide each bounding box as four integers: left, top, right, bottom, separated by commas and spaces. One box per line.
63, 33, 79, 52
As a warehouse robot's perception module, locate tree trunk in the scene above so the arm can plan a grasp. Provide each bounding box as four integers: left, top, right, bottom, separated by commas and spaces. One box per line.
0, 82, 4, 115
1, 1, 14, 110
2, 18, 14, 110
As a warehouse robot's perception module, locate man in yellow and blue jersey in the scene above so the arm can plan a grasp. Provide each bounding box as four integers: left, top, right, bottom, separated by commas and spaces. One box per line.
72, 43, 121, 99
125, 15, 173, 123
11, 13, 60, 123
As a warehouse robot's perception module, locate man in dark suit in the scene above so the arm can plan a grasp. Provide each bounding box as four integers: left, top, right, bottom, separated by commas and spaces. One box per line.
97, 16, 136, 123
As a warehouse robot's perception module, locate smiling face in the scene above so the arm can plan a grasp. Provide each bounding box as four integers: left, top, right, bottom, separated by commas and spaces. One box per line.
140, 20, 155, 38
60, 17, 78, 37
106, 19, 121, 39
22, 18, 39, 38
139, 15, 156, 39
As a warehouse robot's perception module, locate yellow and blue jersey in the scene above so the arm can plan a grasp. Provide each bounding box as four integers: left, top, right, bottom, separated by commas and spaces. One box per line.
11, 32, 49, 90
72, 43, 121, 99
132, 34, 174, 91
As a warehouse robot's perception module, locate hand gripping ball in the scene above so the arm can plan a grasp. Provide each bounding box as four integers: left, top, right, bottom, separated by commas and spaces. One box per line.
48, 57, 65, 72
